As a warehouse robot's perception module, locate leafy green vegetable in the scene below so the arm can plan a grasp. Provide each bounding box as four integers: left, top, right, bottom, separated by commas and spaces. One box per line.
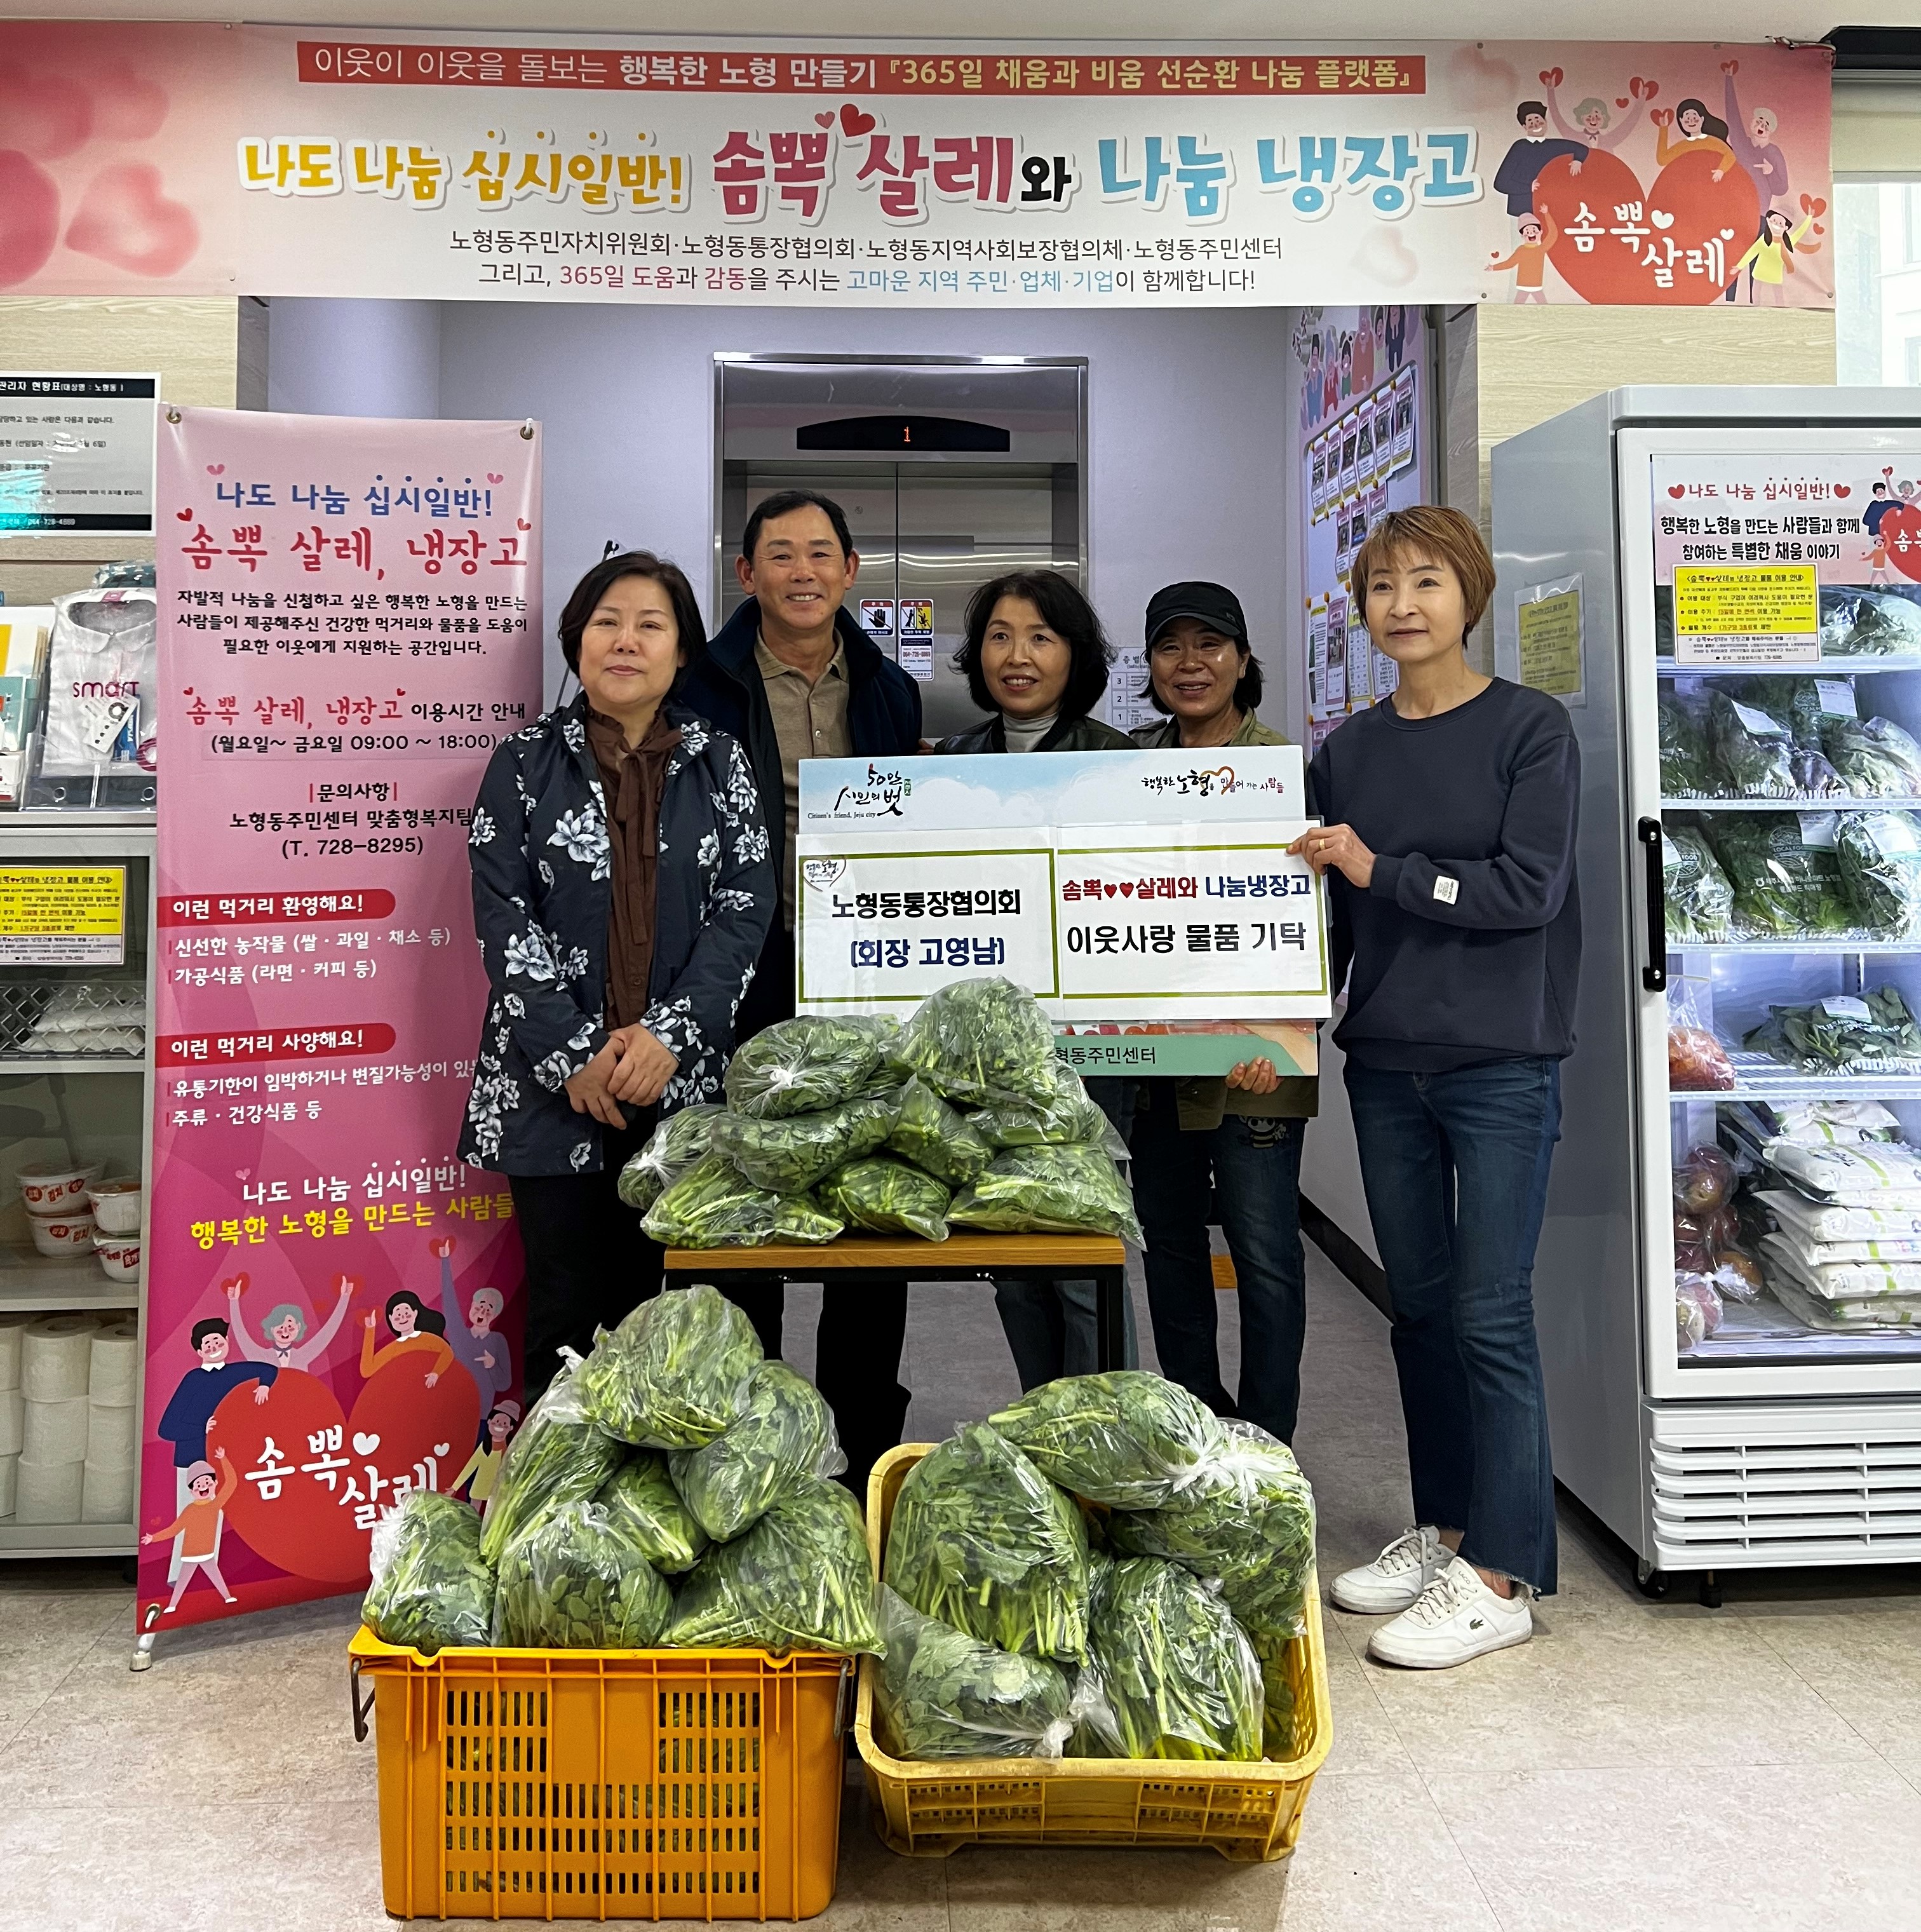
1072, 1555, 1262, 1762
1837, 810, 1921, 936
875, 1587, 1074, 1760
1662, 825, 1734, 942
1709, 814, 1852, 937
969, 1060, 1109, 1149
666, 1476, 883, 1655
1708, 689, 1804, 797
617, 1104, 724, 1212
884, 1422, 1091, 1662
640, 1151, 846, 1249
1741, 675, 1856, 752
819, 1156, 952, 1242
576, 1282, 762, 1448
988, 1370, 1229, 1510
1658, 689, 1713, 798
1107, 1420, 1318, 1639
1251, 1630, 1300, 1761
712, 1087, 903, 1192
667, 1360, 842, 1541
480, 1356, 626, 1567
1822, 715, 1921, 798
885, 1076, 993, 1187
595, 1452, 707, 1574
363, 1489, 495, 1653
894, 975, 1061, 1107
1744, 985, 1921, 1072
491, 1497, 673, 1649
948, 1143, 1145, 1244
1819, 587, 1921, 657
724, 1014, 900, 1119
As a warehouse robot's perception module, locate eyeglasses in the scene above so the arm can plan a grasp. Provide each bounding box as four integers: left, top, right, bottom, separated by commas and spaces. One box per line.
1149, 637, 1236, 660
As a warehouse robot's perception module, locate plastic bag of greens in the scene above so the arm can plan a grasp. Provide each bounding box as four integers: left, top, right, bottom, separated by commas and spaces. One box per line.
1251, 1630, 1299, 1761
1708, 689, 1803, 797
988, 1370, 1228, 1510
480, 1354, 626, 1566
894, 975, 1060, 1107
1710, 814, 1852, 936
1745, 986, 1921, 1072
640, 1151, 845, 1249
1072, 1555, 1262, 1762
885, 1076, 993, 1187
667, 1359, 844, 1542
617, 1104, 724, 1212
492, 1496, 673, 1649
947, 1143, 1145, 1245
666, 1476, 882, 1654
596, 1452, 707, 1574
819, 1156, 952, 1241
884, 1422, 1091, 1661
1754, 675, 1857, 752
1662, 825, 1734, 943
875, 1587, 1075, 1760
1823, 715, 1921, 797
363, 1489, 495, 1653
576, 1282, 762, 1448
724, 1013, 899, 1119
1837, 810, 1921, 936
1820, 586, 1921, 657
1106, 1420, 1318, 1639
969, 1060, 1109, 1149
713, 1086, 902, 1193
1658, 689, 1714, 799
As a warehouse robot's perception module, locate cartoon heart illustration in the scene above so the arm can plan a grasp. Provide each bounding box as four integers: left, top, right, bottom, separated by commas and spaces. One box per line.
801, 856, 846, 890
1103, 884, 1117, 898
516, 517, 531, 530
65, 163, 199, 278
352, 1430, 380, 1456
814, 112, 835, 130
1119, 881, 1135, 895
433, 1443, 451, 1457
1536, 147, 1758, 307
486, 471, 503, 483
0, 150, 59, 288
839, 103, 877, 137
0, 67, 93, 159
206, 464, 224, 476
1616, 98, 1630, 109
176, 506, 194, 521
1835, 484, 1851, 497
1668, 485, 1687, 499
1882, 504, 1921, 584
233, 1165, 249, 1179
91, 63, 168, 142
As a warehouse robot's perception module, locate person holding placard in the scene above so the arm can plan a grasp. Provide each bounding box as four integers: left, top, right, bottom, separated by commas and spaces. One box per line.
1126, 581, 1316, 1445
1293, 506, 1580, 1671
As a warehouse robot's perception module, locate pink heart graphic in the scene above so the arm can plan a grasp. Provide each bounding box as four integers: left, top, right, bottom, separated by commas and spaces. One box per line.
486, 471, 503, 484
840, 103, 877, 137
1835, 484, 1852, 497
0, 150, 60, 288
91, 63, 168, 142
516, 517, 531, 530
65, 162, 199, 278
206, 463, 225, 476
1882, 504, 1921, 584
1668, 485, 1686, 499
814, 112, 834, 130
0, 65, 93, 159
176, 506, 194, 521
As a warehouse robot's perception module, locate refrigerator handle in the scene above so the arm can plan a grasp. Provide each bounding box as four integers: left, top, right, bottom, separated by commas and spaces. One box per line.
1637, 817, 1666, 993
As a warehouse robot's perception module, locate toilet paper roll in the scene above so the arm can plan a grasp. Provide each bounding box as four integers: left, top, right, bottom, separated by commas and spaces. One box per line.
15, 1456, 83, 1523
88, 1318, 140, 1403
85, 1399, 137, 1468
23, 1395, 89, 1466
80, 1457, 135, 1524
0, 1387, 21, 1456
0, 1313, 29, 1391
0, 1452, 15, 1517
21, 1316, 100, 1402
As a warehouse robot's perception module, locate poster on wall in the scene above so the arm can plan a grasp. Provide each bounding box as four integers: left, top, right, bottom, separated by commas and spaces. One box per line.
140, 407, 541, 1632
0, 374, 156, 534
0, 25, 1831, 311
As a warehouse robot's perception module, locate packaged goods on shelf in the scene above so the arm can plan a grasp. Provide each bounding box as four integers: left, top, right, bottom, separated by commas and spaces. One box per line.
1663, 825, 1734, 941
1765, 1274, 1921, 1331
80, 1457, 133, 1523
0, 604, 51, 806
1658, 688, 1714, 798
0, 1453, 15, 1515
0, 1388, 20, 1456
1707, 689, 1840, 799
1676, 1273, 1725, 1349
1710, 814, 1853, 937
87, 1317, 138, 1403
4, 982, 145, 1057
1743, 988, 1921, 1073
38, 586, 156, 785
20, 1316, 99, 1402
22, 1396, 87, 1466
1759, 1232, 1921, 1299
1821, 715, 1921, 797
1761, 1138, 1921, 1205
1754, 1187, 1921, 1241
14, 1454, 83, 1523
0, 1313, 24, 1389
1745, 674, 1859, 752
84, 1399, 135, 1466
1818, 586, 1921, 656
1837, 811, 1921, 935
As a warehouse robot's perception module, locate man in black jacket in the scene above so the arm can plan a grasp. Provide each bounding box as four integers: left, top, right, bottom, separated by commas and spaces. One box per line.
678, 488, 923, 1492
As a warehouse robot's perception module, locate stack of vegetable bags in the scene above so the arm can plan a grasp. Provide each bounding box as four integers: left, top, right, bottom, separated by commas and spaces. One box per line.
617, 977, 1140, 1248
361, 1284, 882, 1657
876, 1370, 1315, 1766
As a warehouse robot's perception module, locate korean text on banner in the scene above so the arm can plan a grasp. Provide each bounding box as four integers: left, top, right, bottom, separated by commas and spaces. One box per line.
794, 746, 1330, 1024
141, 407, 541, 1634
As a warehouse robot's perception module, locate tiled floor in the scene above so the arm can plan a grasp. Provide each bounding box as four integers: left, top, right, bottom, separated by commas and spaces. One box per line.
2, 1248, 1918, 1931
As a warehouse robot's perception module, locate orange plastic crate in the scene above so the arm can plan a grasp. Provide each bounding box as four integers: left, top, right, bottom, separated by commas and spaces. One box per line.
854, 1444, 1331, 1862
349, 1628, 853, 1921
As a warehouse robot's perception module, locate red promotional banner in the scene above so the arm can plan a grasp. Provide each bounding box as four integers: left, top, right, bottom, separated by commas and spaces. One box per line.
140, 409, 542, 1632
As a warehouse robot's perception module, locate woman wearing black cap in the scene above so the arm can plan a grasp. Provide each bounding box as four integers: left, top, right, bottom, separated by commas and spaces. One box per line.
1128, 582, 1316, 1443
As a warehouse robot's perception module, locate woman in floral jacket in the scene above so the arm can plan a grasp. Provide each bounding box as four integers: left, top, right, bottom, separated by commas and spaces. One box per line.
459, 550, 774, 1389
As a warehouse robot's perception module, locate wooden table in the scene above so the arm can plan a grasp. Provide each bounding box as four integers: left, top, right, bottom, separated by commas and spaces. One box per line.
664, 1231, 1130, 1370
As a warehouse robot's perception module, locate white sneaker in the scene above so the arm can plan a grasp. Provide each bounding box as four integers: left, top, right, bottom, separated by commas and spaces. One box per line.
1366, 1557, 1533, 1670
1330, 1525, 1450, 1615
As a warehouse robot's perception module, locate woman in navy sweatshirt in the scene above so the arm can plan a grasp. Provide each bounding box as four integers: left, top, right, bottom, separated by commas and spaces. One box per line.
1293, 506, 1580, 1672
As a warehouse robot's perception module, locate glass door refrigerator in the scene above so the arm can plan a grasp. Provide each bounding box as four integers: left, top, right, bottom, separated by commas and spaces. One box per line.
1492, 388, 1921, 1600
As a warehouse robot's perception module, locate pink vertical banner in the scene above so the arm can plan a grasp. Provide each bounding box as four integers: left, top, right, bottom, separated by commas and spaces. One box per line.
140, 408, 542, 1632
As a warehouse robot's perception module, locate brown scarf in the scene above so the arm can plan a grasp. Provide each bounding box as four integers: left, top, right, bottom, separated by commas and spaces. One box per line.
584, 705, 682, 1029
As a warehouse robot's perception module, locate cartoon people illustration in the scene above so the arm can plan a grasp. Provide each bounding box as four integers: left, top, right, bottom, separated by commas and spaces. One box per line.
156, 1318, 277, 1517
1322, 337, 1340, 419
428, 1234, 513, 1410
360, 1288, 454, 1385
1546, 76, 1650, 169
1652, 98, 1736, 181
1722, 60, 1790, 209
1864, 479, 1899, 538
141, 1447, 239, 1612
1492, 100, 1586, 216
1352, 310, 1376, 391
1338, 332, 1354, 401
1867, 528, 1892, 588
1730, 206, 1815, 305
1382, 304, 1408, 373
452, 1400, 522, 1508
223, 1270, 354, 1370
1303, 333, 1323, 430
1490, 208, 1560, 304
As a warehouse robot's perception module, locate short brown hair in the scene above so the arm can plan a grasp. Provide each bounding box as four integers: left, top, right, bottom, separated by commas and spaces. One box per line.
1351, 506, 1497, 634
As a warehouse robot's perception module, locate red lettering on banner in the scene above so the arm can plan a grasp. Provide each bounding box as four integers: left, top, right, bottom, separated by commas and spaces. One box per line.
159, 1023, 398, 1065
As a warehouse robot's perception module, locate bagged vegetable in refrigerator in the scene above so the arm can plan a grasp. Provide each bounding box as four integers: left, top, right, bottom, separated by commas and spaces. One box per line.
640, 1151, 844, 1249
1657, 688, 1714, 798
1666, 974, 1735, 1091
1819, 586, 1921, 656
1708, 689, 1802, 797
595, 1452, 706, 1574
884, 1422, 1091, 1662
1757, 675, 1857, 751
576, 1281, 762, 1449
988, 1370, 1228, 1510
480, 1355, 626, 1566
1744, 987, 1921, 1073
723, 1013, 900, 1119
893, 975, 1061, 1107
884, 1076, 993, 1186
1711, 814, 1852, 936
948, 1144, 1145, 1244
491, 1496, 673, 1649
665, 1475, 883, 1655
1673, 1144, 1736, 1216
667, 1359, 844, 1542
713, 1086, 903, 1192
1822, 715, 1921, 797
1837, 810, 1921, 935
969, 1060, 1109, 1149
1662, 825, 1734, 942
363, 1489, 496, 1653
617, 1104, 724, 1212
819, 1155, 952, 1241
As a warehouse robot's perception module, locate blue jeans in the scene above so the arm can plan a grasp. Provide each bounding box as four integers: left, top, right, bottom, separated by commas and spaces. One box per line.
1131, 1092, 1308, 1443
1344, 1057, 1561, 1595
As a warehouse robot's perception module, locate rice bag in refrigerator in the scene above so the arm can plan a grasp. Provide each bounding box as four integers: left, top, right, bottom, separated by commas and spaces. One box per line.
1762, 1137, 1921, 1205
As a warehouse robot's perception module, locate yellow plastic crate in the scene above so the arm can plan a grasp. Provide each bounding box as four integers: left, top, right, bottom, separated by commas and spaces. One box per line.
854, 1443, 1331, 1862
349, 1627, 853, 1921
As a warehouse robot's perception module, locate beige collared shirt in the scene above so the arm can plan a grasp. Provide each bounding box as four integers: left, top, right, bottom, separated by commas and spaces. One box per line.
756, 632, 852, 930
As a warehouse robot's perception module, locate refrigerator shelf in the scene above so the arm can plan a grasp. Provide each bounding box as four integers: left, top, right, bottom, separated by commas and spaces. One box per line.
1661, 797, 1921, 812
1666, 937, 1921, 954
1655, 657, 1921, 677
1671, 1049, 1921, 1103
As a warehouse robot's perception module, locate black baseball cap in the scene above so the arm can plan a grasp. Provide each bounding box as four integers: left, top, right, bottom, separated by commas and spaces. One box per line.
1145, 581, 1247, 647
